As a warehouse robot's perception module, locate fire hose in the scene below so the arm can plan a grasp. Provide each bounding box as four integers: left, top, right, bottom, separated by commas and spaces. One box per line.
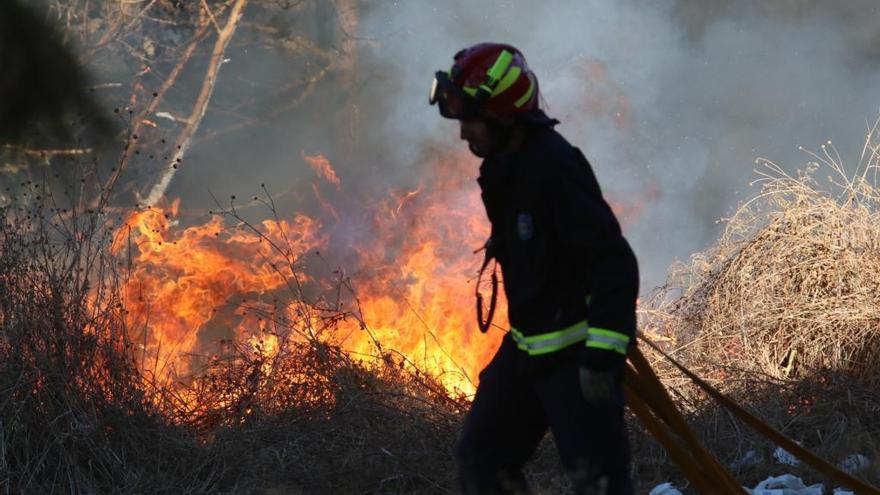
627, 334, 880, 494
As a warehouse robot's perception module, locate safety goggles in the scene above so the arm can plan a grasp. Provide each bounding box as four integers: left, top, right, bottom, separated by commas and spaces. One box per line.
429, 70, 481, 120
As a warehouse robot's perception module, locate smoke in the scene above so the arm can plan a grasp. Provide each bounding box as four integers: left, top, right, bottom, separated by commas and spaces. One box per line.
153, 0, 880, 291
349, 0, 880, 289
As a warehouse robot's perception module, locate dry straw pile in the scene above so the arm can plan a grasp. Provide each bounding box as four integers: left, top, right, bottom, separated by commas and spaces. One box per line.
640, 129, 880, 485
649, 138, 880, 385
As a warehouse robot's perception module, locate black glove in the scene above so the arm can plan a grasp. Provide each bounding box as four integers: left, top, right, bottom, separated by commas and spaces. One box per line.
578, 347, 625, 405
579, 367, 619, 405
580, 346, 625, 371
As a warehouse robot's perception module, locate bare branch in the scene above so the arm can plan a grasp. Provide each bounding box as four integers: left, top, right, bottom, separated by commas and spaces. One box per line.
140, 0, 249, 207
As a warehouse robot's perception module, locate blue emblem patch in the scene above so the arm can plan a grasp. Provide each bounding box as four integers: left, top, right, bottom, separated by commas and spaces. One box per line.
516, 213, 534, 240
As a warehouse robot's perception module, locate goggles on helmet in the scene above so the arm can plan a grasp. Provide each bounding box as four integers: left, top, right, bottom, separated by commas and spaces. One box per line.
429, 70, 482, 120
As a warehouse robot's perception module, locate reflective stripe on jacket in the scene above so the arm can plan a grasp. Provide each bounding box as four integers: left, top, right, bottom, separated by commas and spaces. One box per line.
510, 322, 631, 356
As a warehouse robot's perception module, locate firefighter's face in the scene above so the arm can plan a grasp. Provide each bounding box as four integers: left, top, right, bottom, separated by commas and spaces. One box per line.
460, 118, 504, 158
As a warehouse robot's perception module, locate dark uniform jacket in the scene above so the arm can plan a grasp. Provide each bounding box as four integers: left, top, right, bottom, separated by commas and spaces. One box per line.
477, 114, 639, 362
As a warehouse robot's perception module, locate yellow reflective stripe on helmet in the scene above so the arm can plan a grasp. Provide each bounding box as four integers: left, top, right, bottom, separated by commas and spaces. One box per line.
585, 327, 631, 356
513, 75, 535, 108
462, 86, 478, 97
492, 66, 522, 97
477, 50, 516, 96
510, 320, 589, 355
486, 50, 514, 85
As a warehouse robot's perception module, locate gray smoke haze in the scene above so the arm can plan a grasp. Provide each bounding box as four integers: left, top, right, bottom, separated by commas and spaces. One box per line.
164, 0, 880, 292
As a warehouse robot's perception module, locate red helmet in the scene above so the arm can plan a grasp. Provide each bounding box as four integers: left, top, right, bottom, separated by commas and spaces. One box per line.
429, 43, 540, 121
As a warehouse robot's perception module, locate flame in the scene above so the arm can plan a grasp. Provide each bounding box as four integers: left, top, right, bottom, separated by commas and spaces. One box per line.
311, 182, 339, 222
302, 152, 341, 188
116, 141, 654, 407
117, 203, 324, 383
340, 155, 505, 395
118, 149, 503, 399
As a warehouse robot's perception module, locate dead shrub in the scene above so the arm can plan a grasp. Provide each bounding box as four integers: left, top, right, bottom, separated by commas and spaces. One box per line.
641, 131, 880, 488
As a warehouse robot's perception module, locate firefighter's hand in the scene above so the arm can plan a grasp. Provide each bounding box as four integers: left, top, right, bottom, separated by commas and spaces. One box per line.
578, 367, 617, 405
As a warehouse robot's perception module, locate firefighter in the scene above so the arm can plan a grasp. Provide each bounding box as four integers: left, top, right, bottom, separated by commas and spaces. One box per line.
429, 43, 639, 495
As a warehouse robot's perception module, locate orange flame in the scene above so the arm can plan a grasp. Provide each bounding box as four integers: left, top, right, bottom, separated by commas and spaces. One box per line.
118, 204, 324, 383
302, 152, 341, 188
118, 150, 502, 397
341, 155, 505, 394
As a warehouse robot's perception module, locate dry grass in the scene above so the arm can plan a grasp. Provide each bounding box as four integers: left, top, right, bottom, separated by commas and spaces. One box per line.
0, 172, 463, 494
9, 8, 880, 483
0, 164, 573, 494
8, 127, 880, 492
640, 128, 880, 489
9, 134, 880, 492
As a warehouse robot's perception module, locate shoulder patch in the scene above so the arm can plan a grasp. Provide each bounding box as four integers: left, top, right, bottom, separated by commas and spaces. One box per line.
517, 213, 534, 240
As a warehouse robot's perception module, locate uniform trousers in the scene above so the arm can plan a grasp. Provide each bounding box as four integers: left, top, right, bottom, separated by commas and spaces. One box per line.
456, 334, 633, 494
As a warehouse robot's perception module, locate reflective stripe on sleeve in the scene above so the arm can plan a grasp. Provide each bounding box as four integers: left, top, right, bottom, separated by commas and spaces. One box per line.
585, 327, 631, 355
510, 320, 589, 356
